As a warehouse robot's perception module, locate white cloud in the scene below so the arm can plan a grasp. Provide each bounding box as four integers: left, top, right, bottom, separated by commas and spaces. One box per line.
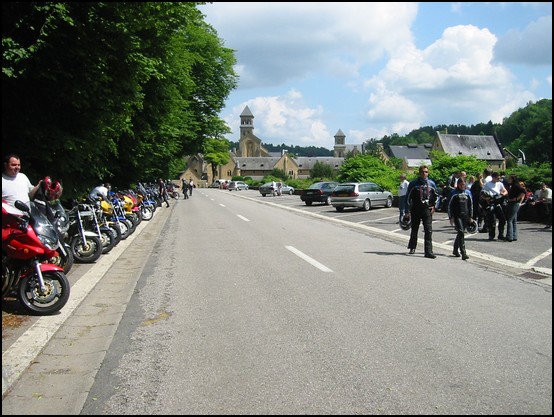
226, 92, 334, 148
201, 3, 551, 148
201, 2, 418, 89
363, 24, 532, 131
494, 15, 552, 65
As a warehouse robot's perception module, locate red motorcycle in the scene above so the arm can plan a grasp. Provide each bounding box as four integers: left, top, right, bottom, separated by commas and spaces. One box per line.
2, 199, 70, 315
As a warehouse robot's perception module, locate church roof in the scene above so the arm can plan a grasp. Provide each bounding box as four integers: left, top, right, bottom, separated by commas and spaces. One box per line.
241, 105, 254, 117
295, 157, 345, 169
235, 157, 281, 170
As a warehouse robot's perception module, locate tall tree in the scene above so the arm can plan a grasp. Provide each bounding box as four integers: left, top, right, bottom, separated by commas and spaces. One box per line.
203, 137, 231, 181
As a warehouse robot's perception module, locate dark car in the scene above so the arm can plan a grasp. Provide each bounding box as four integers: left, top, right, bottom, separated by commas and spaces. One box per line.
300, 181, 339, 206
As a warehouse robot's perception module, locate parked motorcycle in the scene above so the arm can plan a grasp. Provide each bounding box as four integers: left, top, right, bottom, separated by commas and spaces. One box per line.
32, 177, 74, 273
2, 200, 70, 315
66, 201, 104, 263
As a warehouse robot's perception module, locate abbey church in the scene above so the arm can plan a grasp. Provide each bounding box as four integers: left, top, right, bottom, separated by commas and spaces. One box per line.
181, 105, 365, 186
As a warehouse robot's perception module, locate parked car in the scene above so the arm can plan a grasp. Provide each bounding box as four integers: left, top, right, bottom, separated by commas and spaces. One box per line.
209, 179, 230, 189
330, 182, 393, 212
300, 181, 339, 205
228, 180, 249, 191
259, 182, 295, 196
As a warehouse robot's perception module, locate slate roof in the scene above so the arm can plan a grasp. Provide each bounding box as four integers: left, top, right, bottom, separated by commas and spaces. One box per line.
295, 157, 345, 170
436, 133, 504, 161
235, 157, 282, 170
388, 143, 433, 160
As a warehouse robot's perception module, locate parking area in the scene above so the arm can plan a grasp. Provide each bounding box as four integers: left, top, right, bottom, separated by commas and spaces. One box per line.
230, 189, 552, 275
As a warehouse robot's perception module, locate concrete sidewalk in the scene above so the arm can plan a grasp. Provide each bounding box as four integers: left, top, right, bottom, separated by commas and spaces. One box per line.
2, 204, 171, 413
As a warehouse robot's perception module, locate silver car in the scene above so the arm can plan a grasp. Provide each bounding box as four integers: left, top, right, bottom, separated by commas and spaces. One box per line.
330, 182, 393, 212
228, 181, 249, 191
259, 182, 295, 196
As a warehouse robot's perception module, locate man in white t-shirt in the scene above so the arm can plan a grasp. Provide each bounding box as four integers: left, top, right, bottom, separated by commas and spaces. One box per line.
2, 154, 40, 215
398, 173, 409, 223
482, 172, 508, 240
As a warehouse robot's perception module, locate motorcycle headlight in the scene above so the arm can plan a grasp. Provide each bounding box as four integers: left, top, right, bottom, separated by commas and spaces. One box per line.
37, 234, 58, 251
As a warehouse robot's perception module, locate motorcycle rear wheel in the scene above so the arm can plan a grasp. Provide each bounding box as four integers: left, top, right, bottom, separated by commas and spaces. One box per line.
18, 270, 70, 315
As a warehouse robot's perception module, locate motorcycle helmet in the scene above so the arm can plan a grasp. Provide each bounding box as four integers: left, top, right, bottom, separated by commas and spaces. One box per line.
466, 221, 477, 233
400, 214, 412, 230
42, 176, 63, 201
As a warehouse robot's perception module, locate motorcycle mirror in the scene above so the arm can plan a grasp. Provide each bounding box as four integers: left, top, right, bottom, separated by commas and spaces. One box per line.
14, 200, 30, 213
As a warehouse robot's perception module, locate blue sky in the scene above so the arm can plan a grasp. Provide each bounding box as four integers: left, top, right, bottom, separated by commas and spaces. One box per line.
198, 2, 552, 150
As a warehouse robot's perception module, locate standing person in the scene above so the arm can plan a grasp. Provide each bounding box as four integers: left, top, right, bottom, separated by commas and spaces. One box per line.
470, 173, 485, 231
482, 172, 508, 240
533, 182, 552, 228
189, 178, 194, 196
405, 165, 439, 259
2, 154, 41, 214
398, 173, 409, 224
158, 178, 170, 208
276, 181, 283, 196
504, 174, 526, 242
466, 175, 475, 190
181, 178, 189, 199
89, 182, 111, 201
483, 168, 493, 184
448, 178, 473, 260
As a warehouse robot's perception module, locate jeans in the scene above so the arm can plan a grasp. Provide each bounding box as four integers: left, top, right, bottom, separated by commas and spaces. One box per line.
505, 202, 520, 240
398, 195, 407, 222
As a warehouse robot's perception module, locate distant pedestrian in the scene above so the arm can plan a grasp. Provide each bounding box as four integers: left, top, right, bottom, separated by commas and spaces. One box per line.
448, 178, 473, 260
182, 178, 189, 199
158, 177, 170, 207
398, 173, 409, 224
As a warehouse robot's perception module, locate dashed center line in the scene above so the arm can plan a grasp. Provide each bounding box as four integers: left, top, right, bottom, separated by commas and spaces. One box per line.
285, 245, 333, 272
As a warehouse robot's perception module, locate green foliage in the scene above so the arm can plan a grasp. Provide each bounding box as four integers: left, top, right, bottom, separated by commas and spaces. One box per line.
497, 99, 552, 164
203, 138, 231, 181
425, 152, 487, 186
1, 2, 238, 198
310, 161, 335, 180
336, 154, 398, 192
270, 168, 288, 181
505, 162, 552, 191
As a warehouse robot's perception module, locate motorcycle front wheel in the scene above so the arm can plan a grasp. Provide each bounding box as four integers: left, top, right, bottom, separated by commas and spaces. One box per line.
100, 227, 117, 254
140, 205, 154, 221
71, 235, 103, 263
18, 270, 70, 315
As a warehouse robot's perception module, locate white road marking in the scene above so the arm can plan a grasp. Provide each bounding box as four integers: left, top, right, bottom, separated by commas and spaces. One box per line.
525, 247, 552, 267
285, 245, 333, 272
237, 215, 250, 222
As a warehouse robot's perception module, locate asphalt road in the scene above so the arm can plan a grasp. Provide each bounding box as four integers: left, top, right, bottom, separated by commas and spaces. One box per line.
2, 189, 552, 414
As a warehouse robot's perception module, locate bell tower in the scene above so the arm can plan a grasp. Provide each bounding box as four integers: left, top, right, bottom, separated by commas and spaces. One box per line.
334, 129, 346, 158
240, 105, 254, 138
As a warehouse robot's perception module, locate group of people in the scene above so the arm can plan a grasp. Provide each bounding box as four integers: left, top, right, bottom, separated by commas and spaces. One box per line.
2, 153, 194, 216
398, 166, 551, 261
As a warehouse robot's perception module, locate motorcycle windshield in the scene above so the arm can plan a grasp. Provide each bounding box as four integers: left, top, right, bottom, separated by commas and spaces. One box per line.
30, 201, 59, 248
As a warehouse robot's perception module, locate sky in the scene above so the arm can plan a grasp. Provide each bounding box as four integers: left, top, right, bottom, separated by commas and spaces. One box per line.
198, 2, 552, 150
